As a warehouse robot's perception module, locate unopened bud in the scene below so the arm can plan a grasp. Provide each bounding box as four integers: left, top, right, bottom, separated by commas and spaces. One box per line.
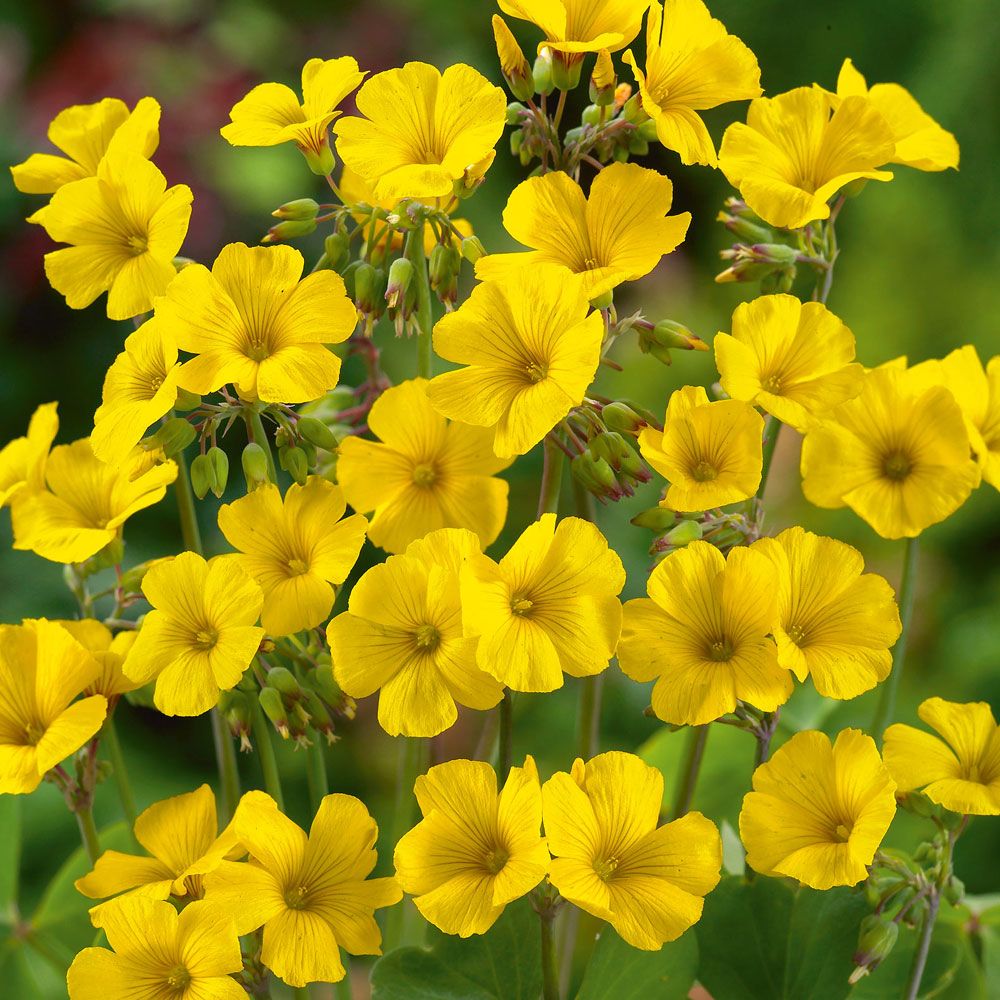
154, 417, 196, 457
590, 49, 616, 105
492, 15, 535, 103
613, 83, 632, 111
601, 402, 647, 436
219, 690, 253, 751
582, 104, 602, 127
190, 453, 214, 500
533, 49, 554, 96
242, 442, 270, 490
628, 133, 650, 156
621, 94, 649, 125
631, 507, 678, 532
385, 257, 414, 309
301, 140, 335, 177
174, 388, 201, 411
571, 452, 621, 501
506, 101, 527, 126
851, 915, 899, 981
461, 235, 487, 264
267, 667, 303, 700
263, 218, 318, 244
206, 446, 229, 498
297, 416, 337, 451
259, 686, 290, 739
944, 876, 965, 905
716, 243, 799, 284
272, 198, 320, 221
717, 209, 774, 245
118, 558, 161, 594
279, 445, 309, 485
324, 232, 350, 272
429, 244, 461, 291
897, 790, 937, 818
638, 118, 658, 142
550, 50, 583, 91
664, 520, 704, 547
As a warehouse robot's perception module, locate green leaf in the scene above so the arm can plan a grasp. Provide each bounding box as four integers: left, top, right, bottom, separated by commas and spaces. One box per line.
371, 898, 542, 1000
0, 937, 66, 1000
696, 875, 869, 1000
0, 797, 20, 924
575, 927, 697, 1000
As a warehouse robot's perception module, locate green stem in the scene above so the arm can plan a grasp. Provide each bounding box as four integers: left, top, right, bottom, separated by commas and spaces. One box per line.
575, 675, 603, 760
102, 715, 137, 832
552, 89, 568, 130
756, 418, 782, 500
871, 537, 920, 742
251, 701, 284, 811
905, 894, 939, 1000
498, 692, 514, 784
211, 708, 241, 825
75, 806, 101, 866
540, 910, 561, 1000
306, 740, 329, 814
335, 966, 353, 1000
405, 227, 434, 379
672, 724, 709, 819
247, 409, 278, 482
172, 438, 202, 554
537, 436, 565, 517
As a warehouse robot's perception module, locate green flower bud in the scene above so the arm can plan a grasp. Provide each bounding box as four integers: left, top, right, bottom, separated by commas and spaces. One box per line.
621, 94, 649, 124
297, 416, 338, 451
571, 452, 622, 501
664, 520, 704, 547
302, 140, 336, 177
242, 442, 270, 490
550, 51, 583, 91
461, 236, 487, 264
190, 453, 214, 500
267, 667, 303, 700
602, 402, 647, 436
259, 686, 290, 739
493, 16, 535, 103
340, 260, 362, 299
173, 388, 201, 411
638, 118, 658, 141
612, 145, 630, 163
590, 50, 616, 106
263, 217, 318, 243
628, 133, 650, 156
118, 559, 160, 594
206, 446, 229, 498
279, 445, 309, 485
353, 262, 379, 312
852, 914, 899, 973
582, 104, 602, 127
272, 198, 320, 221
630, 507, 678, 532
385, 257, 414, 309
324, 232, 350, 272
429, 244, 461, 292
944, 876, 965, 905
218, 689, 253, 751
533, 51, 554, 96
510, 130, 525, 156
563, 126, 584, 146
717, 209, 774, 245
154, 417, 196, 457
506, 101, 527, 125
898, 790, 938, 818
590, 290, 614, 310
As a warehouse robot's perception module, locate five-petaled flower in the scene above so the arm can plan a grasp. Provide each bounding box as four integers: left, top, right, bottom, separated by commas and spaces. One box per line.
498, 0, 650, 54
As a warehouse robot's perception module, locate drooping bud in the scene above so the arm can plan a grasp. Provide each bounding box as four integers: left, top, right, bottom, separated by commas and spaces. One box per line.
154, 417, 196, 457
455, 153, 496, 200
571, 451, 622, 502
582, 104, 602, 127
590, 49, 616, 106
262, 218, 317, 244
206, 446, 229, 498
259, 686, 290, 739
506, 101, 527, 126
621, 94, 649, 125
242, 442, 270, 490
429, 244, 461, 306
492, 15, 535, 103
637, 320, 708, 365
533, 49, 554, 96
302, 689, 338, 745
297, 416, 338, 451
272, 198, 320, 221
174, 388, 201, 411
716, 243, 799, 284
190, 453, 214, 500
850, 915, 899, 983
267, 667, 304, 701
613, 83, 632, 111
218, 690, 253, 752
118, 558, 164, 594
717, 208, 774, 245
461, 235, 487, 264
602, 401, 647, 435
663, 519, 704, 547
630, 507, 678, 532
324, 232, 350, 273
385, 257, 414, 310
279, 445, 309, 485
301, 139, 336, 177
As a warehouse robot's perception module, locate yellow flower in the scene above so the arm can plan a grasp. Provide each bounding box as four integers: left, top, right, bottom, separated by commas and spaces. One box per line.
11, 96, 159, 195
907, 345, 1000, 491
498, 0, 649, 54
76, 784, 239, 915
218, 477, 367, 636
476, 164, 690, 300
123, 552, 264, 717
0, 401, 58, 508
56, 619, 141, 699
715, 294, 864, 432
204, 790, 401, 987
67, 897, 245, 1000
328, 529, 503, 737
0, 619, 107, 794
426, 266, 604, 458
394, 757, 549, 936
90, 317, 181, 464
32, 147, 192, 321
739, 729, 896, 889
334, 62, 506, 202
543, 752, 722, 949
461, 514, 625, 693
623, 0, 762, 166
619, 541, 791, 726
158, 242, 357, 404
719, 87, 894, 229
337, 379, 512, 555
832, 58, 959, 172
222, 57, 365, 172
638, 386, 763, 512
752, 528, 901, 700
800, 366, 980, 539
11, 438, 177, 564
884, 697, 1000, 816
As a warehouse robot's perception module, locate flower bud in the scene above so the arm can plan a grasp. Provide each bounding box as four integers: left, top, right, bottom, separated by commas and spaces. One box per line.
461, 235, 487, 264
533, 50, 554, 96
492, 15, 535, 103
628, 133, 650, 156
581, 104, 602, 127
279, 445, 309, 485
174, 388, 201, 411
612, 145, 630, 163
190, 453, 214, 500
302, 689, 338, 745
272, 198, 320, 221
510, 130, 525, 157
590, 49, 616, 106
385, 257, 414, 310
717, 208, 774, 245
297, 416, 338, 451
242, 442, 270, 490
664, 520, 704, 547
897, 790, 938, 818
571, 452, 622, 502
614, 83, 632, 111
590, 289, 614, 310
716, 243, 799, 284
262, 218, 318, 244
602, 401, 647, 435
301, 139, 336, 177
621, 94, 649, 125
219, 690, 253, 752
638, 118, 658, 142
850, 915, 899, 982
353, 262, 380, 312
206, 446, 229, 498
551, 50, 584, 91
324, 232, 350, 272
267, 666, 303, 700
506, 101, 527, 126
631, 507, 678, 532
154, 417, 196, 457
118, 558, 163, 594
259, 686, 290, 739
944, 876, 965, 905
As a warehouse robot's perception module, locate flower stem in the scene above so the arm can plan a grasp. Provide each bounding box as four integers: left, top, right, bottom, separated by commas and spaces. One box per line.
172, 436, 203, 554
211, 708, 241, 826
539, 909, 561, 1000
756, 417, 782, 500
75, 806, 101, 866
405, 227, 434, 379
871, 537, 920, 742
575, 675, 603, 761
101, 715, 137, 833
538, 435, 565, 517
498, 691, 514, 784
672, 724, 710, 819
251, 701, 284, 811
247, 409, 279, 482
905, 894, 939, 1000
306, 740, 329, 813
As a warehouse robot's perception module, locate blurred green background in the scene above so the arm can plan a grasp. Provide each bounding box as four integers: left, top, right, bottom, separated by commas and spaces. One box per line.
1, 0, 998, 994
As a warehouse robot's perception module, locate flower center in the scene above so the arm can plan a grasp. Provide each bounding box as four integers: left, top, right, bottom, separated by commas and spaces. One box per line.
415, 624, 441, 651
194, 629, 218, 650
524, 362, 548, 384
165, 965, 191, 991
786, 622, 808, 646
484, 847, 509, 875
126, 233, 149, 256
707, 638, 733, 662
691, 460, 718, 482
760, 373, 784, 394
966, 763, 982, 783
510, 596, 534, 616
284, 885, 310, 909
183, 873, 205, 899
149, 374, 163, 393
23, 721, 46, 746
246, 334, 271, 362
412, 463, 438, 487
883, 450, 911, 481
594, 856, 619, 881
833, 823, 852, 843
583, 256, 600, 270
287, 558, 309, 576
